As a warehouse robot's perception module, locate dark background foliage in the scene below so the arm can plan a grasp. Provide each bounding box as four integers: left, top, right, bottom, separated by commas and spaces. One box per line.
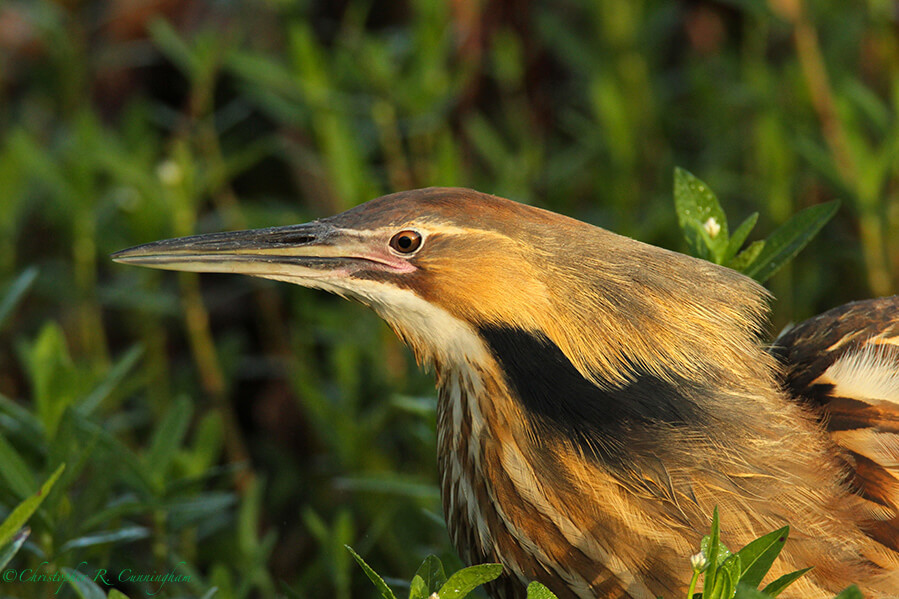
0, 0, 896, 597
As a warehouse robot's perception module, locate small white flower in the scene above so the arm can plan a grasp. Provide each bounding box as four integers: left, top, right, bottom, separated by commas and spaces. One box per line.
703, 217, 721, 239
691, 551, 708, 572
429, 594, 439, 599
156, 160, 183, 187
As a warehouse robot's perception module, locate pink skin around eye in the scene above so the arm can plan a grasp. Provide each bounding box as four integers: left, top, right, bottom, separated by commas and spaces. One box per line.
352, 247, 418, 274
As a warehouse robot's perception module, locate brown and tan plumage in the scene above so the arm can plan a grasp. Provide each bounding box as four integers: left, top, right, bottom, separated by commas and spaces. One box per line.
772, 298, 899, 555
112, 188, 899, 598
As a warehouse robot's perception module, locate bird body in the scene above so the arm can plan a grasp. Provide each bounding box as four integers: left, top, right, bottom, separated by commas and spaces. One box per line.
113, 188, 899, 598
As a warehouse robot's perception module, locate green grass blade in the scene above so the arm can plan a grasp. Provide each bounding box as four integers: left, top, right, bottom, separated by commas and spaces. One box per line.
727, 240, 765, 273
0, 431, 36, 500
0, 463, 65, 548
742, 200, 840, 282
147, 19, 197, 75
735, 526, 789, 588
0, 267, 38, 332
165, 492, 237, 529
724, 212, 759, 263
0, 393, 43, 443
62, 567, 107, 599
58, 525, 150, 554
145, 396, 193, 485
0, 526, 29, 570
66, 410, 154, 496
334, 475, 440, 500
437, 563, 504, 599
761, 567, 812, 596
345, 545, 397, 599
78, 345, 143, 415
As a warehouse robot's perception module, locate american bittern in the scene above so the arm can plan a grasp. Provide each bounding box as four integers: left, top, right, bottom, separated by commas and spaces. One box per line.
113, 188, 899, 598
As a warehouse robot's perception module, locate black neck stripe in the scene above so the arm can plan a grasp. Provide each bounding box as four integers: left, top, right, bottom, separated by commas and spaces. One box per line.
477, 325, 705, 465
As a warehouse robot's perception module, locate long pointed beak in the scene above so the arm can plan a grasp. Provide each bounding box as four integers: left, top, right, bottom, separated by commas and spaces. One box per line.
111, 221, 370, 280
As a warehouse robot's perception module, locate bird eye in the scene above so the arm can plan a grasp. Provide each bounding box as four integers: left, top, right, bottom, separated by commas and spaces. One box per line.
389, 230, 423, 254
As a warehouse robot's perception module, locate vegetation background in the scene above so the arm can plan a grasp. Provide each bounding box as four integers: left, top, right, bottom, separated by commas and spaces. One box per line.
0, 0, 896, 597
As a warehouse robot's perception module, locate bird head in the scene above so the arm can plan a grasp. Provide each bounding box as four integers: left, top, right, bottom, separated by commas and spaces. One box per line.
113, 187, 770, 389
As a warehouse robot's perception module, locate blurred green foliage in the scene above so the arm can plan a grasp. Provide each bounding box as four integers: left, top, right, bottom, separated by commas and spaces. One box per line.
0, 0, 896, 597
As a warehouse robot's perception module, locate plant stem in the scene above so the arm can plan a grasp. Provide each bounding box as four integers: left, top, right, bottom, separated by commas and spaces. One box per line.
178, 271, 254, 491
687, 570, 700, 598
779, 0, 857, 182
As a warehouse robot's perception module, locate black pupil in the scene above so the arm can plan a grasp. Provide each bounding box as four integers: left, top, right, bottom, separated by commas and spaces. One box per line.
391, 231, 420, 253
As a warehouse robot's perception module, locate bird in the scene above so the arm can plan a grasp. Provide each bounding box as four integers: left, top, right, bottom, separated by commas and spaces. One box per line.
112, 187, 899, 598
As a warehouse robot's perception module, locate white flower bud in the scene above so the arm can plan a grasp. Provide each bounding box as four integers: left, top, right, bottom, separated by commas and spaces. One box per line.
703, 217, 721, 239
691, 551, 708, 572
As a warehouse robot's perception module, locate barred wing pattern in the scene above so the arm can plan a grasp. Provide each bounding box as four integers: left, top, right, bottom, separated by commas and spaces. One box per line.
772, 296, 899, 551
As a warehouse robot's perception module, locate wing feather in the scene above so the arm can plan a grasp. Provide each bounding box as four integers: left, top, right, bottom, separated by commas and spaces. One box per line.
772, 296, 899, 552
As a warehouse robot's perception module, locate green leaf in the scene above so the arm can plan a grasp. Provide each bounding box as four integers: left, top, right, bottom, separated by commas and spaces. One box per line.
62, 567, 107, 599
0, 463, 65, 548
227, 51, 303, 100
0, 431, 36, 500
166, 492, 237, 529
833, 585, 864, 599
334, 475, 440, 500
66, 410, 154, 496
465, 113, 512, 173
0, 526, 29, 570
409, 575, 428, 599
727, 240, 765, 273
237, 475, 264, 555
198, 588, 218, 599
48, 408, 100, 501
734, 583, 772, 599
674, 168, 730, 263
526, 581, 559, 598
0, 393, 43, 444
724, 213, 759, 263
761, 567, 812, 597
184, 411, 224, 477
18, 322, 88, 437
108, 590, 133, 599
147, 19, 197, 75
741, 200, 840, 282
413, 554, 447, 594
78, 345, 143, 415
58, 525, 150, 554
437, 563, 504, 599
145, 396, 193, 485
708, 554, 741, 599
330, 511, 355, 597
700, 507, 729, 596
345, 545, 397, 599
0, 267, 38, 332
735, 526, 789, 588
